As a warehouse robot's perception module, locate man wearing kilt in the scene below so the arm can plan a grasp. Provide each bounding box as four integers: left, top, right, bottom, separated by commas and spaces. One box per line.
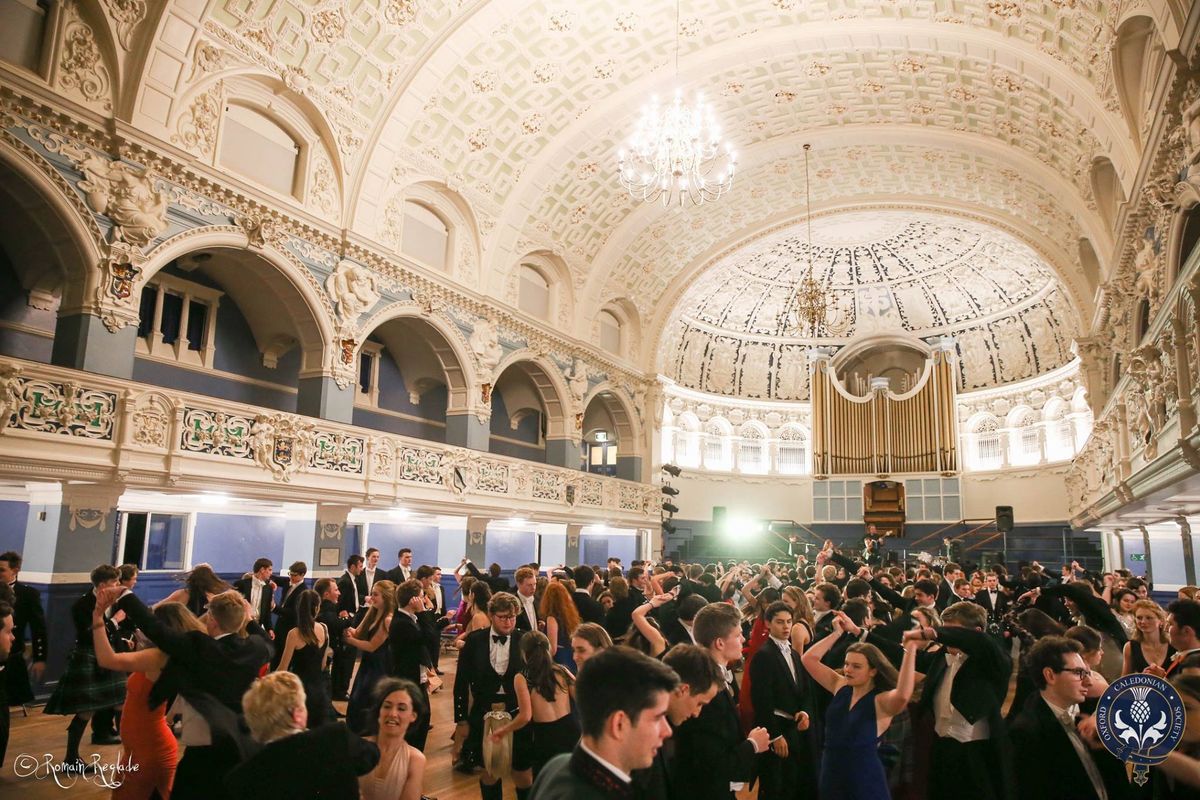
44, 564, 126, 772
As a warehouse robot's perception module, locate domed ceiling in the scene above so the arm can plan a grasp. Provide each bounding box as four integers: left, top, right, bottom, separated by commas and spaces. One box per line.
659, 211, 1076, 400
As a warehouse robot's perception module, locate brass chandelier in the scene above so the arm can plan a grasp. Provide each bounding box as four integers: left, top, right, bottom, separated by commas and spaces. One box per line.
783, 144, 851, 338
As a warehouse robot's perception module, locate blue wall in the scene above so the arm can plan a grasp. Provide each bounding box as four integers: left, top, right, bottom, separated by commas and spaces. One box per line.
485, 529, 537, 569
0, 500, 29, 554
489, 389, 545, 462
0, 247, 55, 363
191, 512, 287, 573
367, 522, 440, 571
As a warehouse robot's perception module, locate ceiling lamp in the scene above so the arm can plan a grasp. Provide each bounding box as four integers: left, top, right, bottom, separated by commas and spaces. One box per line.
617, 1, 736, 207
783, 144, 851, 338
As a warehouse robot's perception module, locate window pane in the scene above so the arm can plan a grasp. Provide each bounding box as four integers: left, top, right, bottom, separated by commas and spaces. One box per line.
358, 352, 373, 394
923, 479, 940, 494
908, 497, 923, 521
137, 286, 156, 339
160, 292, 183, 345
830, 497, 845, 520
943, 496, 961, 520
519, 266, 551, 319
846, 496, 863, 519
144, 513, 186, 571
401, 202, 449, 270
186, 301, 207, 351
812, 481, 829, 497
813, 498, 828, 521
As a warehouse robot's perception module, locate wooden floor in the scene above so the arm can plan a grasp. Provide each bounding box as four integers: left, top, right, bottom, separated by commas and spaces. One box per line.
0, 649, 522, 799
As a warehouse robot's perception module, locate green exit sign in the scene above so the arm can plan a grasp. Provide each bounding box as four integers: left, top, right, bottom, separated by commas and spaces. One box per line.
1130, 554, 1146, 562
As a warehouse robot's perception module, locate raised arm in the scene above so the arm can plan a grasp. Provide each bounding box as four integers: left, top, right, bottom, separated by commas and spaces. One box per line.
104, 587, 195, 662
631, 594, 670, 658
878, 636, 921, 717
91, 603, 168, 674
801, 617, 847, 694
344, 617, 390, 653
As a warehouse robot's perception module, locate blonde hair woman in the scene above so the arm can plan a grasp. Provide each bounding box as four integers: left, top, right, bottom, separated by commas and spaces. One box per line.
1122, 599, 1174, 675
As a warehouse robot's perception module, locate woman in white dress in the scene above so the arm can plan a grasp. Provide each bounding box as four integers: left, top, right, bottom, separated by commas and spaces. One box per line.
359, 678, 426, 800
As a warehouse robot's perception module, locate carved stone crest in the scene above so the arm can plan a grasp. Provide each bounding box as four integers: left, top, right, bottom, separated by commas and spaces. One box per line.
249, 414, 315, 481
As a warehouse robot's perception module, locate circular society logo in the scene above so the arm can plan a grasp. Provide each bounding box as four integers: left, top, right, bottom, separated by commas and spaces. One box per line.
1096, 673, 1186, 786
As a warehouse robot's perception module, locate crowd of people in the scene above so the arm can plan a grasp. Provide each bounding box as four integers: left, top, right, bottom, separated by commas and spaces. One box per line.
6, 540, 1200, 798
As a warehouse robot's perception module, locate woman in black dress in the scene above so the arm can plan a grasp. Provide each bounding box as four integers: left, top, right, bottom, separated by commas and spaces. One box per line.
1122, 598, 1174, 675
277, 589, 331, 728
487, 631, 579, 778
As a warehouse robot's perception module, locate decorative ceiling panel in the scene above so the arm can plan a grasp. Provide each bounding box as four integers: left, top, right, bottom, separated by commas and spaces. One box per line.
598, 143, 1084, 316
658, 210, 1078, 397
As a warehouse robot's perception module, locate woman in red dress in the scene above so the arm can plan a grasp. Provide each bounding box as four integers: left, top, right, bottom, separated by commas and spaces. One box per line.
737, 581, 781, 733
93, 599, 205, 799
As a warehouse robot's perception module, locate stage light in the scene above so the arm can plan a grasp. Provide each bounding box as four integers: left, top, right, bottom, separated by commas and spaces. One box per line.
661, 485, 679, 496
661, 463, 682, 477
662, 501, 679, 515
720, 515, 765, 539
662, 519, 677, 534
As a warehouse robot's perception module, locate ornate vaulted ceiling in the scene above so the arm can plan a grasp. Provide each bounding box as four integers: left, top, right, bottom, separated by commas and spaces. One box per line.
97, 0, 1156, 385
660, 210, 1077, 399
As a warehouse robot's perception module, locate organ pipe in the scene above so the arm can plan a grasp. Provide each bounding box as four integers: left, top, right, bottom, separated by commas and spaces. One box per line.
810, 348, 958, 477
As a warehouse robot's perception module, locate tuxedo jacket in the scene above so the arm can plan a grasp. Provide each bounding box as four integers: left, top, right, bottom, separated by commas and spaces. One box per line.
116, 591, 270, 715
973, 588, 1011, 620
533, 746, 636, 800
572, 590, 606, 625
748, 640, 813, 739
387, 610, 432, 685
272, 580, 308, 637
1009, 692, 1132, 800
225, 722, 379, 799
674, 675, 757, 800
633, 721, 678, 800
515, 596, 538, 633
233, 577, 274, 625
453, 627, 526, 722
386, 565, 413, 585
9, 581, 47, 660
317, 600, 350, 653
336, 571, 367, 615
604, 589, 645, 641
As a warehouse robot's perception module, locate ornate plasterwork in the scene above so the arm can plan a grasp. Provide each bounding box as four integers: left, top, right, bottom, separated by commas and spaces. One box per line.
101, 0, 149, 51
56, 4, 112, 113
660, 211, 1077, 397
597, 144, 1088, 316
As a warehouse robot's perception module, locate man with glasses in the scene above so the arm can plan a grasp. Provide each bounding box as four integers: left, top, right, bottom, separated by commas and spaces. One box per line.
453, 592, 532, 800
1009, 636, 1125, 799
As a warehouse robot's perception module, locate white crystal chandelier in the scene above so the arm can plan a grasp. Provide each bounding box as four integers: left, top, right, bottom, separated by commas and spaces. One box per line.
616, 1, 736, 207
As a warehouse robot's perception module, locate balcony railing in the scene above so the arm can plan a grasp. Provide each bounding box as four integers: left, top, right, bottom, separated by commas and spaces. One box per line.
0, 357, 659, 523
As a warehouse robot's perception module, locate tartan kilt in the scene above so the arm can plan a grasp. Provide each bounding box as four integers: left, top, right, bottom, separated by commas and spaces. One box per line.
44, 647, 126, 715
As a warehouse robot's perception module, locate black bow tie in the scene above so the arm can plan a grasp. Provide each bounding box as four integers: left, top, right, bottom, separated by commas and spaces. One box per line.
493, 634, 508, 645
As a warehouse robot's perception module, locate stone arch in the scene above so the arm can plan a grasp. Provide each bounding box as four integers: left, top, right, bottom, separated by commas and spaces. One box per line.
1078, 237, 1104, 296
354, 306, 477, 415
139, 229, 336, 375
1112, 13, 1168, 148
509, 250, 576, 329
386, 181, 482, 285
0, 139, 103, 312
593, 297, 641, 360
1167, 187, 1200, 290
582, 382, 643, 458
491, 351, 572, 439
1090, 156, 1126, 234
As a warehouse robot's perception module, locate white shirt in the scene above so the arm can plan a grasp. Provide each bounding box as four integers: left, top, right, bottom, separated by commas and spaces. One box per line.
519, 592, 537, 626
398, 565, 411, 581
432, 583, 444, 614
249, 578, 266, 619
365, 567, 377, 590
488, 627, 511, 677
933, 651, 989, 742
772, 636, 797, 684
578, 741, 632, 784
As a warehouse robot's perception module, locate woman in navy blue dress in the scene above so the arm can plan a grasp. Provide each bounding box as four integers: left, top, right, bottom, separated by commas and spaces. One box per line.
343, 580, 397, 734
801, 611, 919, 800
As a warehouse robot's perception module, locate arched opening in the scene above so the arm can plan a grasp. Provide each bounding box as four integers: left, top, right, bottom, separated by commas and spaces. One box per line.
353, 315, 470, 442
833, 337, 930, 395
1136, 297, 1152, 342
400, 201, 450, 271
969, 416, 1003, 471
518, 263, 551, 320
737, 423, 768, 474
219, 104, 302, 198
0, 151, 98, 365
1176, 204, 1200, 284
1091, 157, 1126, 233
133, 248, 328, 413
582, 387, 640, 478
490, 358, 569, 464
1079, 237, 1103, 295
598, 310, 622, 356
776, 427, 809, 475
1112, 15, 1165, 145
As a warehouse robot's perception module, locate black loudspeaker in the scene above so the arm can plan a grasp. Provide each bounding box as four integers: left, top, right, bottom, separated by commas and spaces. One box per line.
996, 506, 1014, 533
